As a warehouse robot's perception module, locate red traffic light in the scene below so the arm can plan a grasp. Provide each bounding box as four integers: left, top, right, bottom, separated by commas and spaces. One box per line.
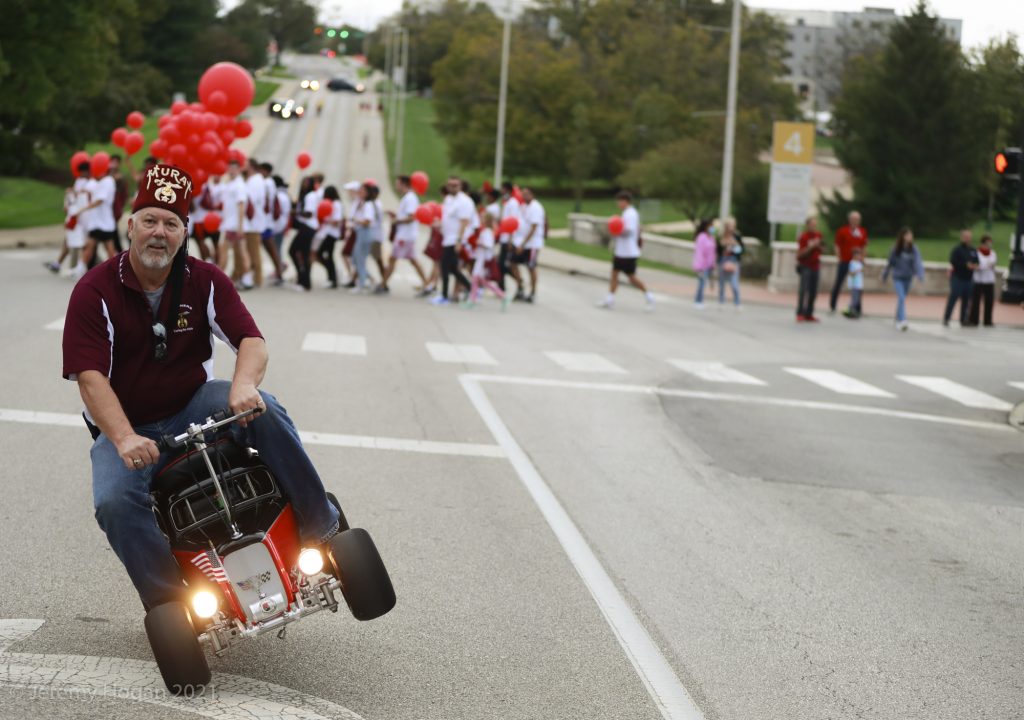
995, 152, 1009, 174
995, 147, 1022, 179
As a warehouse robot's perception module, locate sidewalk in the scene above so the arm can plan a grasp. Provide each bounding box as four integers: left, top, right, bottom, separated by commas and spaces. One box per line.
539, 246, 1024, 328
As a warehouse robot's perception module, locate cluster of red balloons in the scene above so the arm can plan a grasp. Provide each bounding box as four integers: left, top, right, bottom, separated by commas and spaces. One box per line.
146, 62, 255, 197
68, 150, 112, 180
608, 215, 625, 235
414, 202, 443, 225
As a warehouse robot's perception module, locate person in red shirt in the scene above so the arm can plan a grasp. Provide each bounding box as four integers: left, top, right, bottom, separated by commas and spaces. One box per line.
62, 164, 341, 610
796, 216, 823, 321
829, 210, 868, 313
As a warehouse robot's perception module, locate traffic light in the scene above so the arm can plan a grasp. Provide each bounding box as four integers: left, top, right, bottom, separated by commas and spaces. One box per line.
340, 30, 349, 39
327, 28, 336, 37
995, 147, 1022, 180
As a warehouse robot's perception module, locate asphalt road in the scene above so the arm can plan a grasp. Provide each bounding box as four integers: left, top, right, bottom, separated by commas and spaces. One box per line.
1, 56, 1022, 720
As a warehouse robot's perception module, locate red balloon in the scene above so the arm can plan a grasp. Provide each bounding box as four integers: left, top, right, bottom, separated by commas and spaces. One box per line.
608, 215, 624, 235
212, 159, 228, 175
124, 131, 144, 156
193, 168, 208, 185
159, 124, 181, 144
149, 139, 168, 158
228, 148, 247, 166
220, 129, 236, 145
317, 199, 333, 221
296, 152, 312, 169
157, 114, 172, 128
201, 112, 220, 131
69, 151, 90, 177
410, 171, 429, 195
415, 204, 435, 224
171, 100, 188, 116
169, 144, 188, 162
499, 216, 519, 235
198, 142, 218, 162
235, 119, 253, 139
512, 186, 524, 203
189, 101, 206, 113
202, 213, 222, 232
177, 111, 196, 133
90, 151, 110, 178
186, 133, 202, 148
110, 128, 128, 147
198, 63, 255, 118
126, 111, 145, 129
432, 202, 443, 220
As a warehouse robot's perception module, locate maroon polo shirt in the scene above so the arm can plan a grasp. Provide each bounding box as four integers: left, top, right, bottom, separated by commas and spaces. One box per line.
62, 252, 263, 427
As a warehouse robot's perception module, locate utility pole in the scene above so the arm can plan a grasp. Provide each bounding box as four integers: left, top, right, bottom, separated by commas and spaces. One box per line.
393, 28, 409, 180
387, 28, 402, 142
718, 0, 742, 223
494, 1, 512, 189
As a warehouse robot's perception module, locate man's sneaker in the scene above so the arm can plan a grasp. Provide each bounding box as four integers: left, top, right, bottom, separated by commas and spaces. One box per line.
694, 301, 705, 310
430, 296, 450, 306
373, 285, 389, 295
523, 295, 534, 304
805, 315, 820, 323
513, 290, 526, 302
416, 286, 435, 298
898, 321, 909, 331
596, 298, 614, 309
44, 261, 60, 274
796, 315, 806, 322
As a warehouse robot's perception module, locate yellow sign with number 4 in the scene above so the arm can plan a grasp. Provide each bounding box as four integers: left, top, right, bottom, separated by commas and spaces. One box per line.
771, 122, 815, 164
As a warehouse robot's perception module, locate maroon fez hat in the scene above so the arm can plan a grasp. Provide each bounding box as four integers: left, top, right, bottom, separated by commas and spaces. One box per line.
133, 164, 193, 222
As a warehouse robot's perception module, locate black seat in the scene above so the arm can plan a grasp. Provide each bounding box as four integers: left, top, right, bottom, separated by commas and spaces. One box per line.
153, 438, 255, 496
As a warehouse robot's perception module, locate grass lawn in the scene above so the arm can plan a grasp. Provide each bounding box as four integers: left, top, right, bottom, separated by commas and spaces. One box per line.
775, 220, 1016, 264
0, 177, 66, 228
266, 65, 295, 79
385, 96, 690, 229
253, 79, 281, 106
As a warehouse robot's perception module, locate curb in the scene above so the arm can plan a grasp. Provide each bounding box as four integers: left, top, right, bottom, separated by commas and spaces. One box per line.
0, 227, 63, 250
1010, 401, 1024, 432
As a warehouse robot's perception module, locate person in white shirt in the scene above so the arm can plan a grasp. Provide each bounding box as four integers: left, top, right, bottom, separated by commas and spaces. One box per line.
499, 182, 525, 297
271, 176, 292, 276
514, 187, 545, 303
969, 234, 998, 327
46, 163, 92, 276
464, 211, 508, 311
433, 176, 473, 305
79, 167, 118, 269
381, 175, 429, 293
242, 158, 267, 287
311, 185, 343, 289
351, 182, 383, 292
598, 191, 655, 311
289, 175, 321, 291
216, 159, 252, 285
258, 162, 286, 284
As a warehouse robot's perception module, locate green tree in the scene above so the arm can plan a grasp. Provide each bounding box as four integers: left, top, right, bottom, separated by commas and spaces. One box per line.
829, 1, 980, 236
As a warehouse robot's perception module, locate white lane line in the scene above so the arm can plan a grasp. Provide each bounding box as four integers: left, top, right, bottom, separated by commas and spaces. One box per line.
0, 619, 366, 720
0, 408, 504, 459
545, 351, 627, 374
459, 376, 705, 720
784, 367, 895, 398
426, 341, 498, 366
463, 374, 1014, 433
299, 430, 504, 458
897, 375, 1013, 411
44, 317, 64, 331
668, 360, 766, 386
1008, 381, 1024, 392
301, 332, 367, 355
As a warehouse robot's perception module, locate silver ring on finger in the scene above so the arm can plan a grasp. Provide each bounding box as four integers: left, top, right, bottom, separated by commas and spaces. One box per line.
133, 457, 143, 467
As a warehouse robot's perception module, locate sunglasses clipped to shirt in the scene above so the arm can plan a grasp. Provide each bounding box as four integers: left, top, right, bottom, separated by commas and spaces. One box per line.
152, 322, 168, 362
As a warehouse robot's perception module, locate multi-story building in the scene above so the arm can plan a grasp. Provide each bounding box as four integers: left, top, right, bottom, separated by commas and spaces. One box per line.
763, 6, 962, 114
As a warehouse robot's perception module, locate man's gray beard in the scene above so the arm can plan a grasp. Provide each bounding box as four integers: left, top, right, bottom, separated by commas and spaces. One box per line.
138, 246, 174, 270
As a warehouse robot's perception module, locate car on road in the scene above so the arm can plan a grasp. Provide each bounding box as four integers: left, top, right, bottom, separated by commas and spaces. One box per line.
299, 79, 320, 91
267, 98, 305, 120
326, 77, 365, 93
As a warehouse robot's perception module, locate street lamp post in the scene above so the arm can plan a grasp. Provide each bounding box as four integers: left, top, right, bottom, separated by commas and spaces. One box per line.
494, 3, 512, 189
718, 0, 742, 223
393, 28, 409, 179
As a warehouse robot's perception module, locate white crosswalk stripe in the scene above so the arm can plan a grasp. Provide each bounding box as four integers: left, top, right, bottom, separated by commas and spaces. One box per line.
44, 318, 64, 331
667, 360, 766, 386
1008, 381, 1024, 392
545, 351, 627, 374
784, 367, 895, 398
301, 332, 367, 355
897, 376, 1013, 411
426, 342, 498, 366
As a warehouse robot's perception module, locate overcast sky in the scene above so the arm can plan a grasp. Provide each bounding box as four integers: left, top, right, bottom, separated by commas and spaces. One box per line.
320, 0, 1021, 51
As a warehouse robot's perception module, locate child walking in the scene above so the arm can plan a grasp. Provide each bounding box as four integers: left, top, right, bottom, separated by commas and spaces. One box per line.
464, 212, 509, 311
843, 246, 864, 318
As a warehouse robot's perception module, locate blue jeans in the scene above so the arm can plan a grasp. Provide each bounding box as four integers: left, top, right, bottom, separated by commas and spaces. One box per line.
893, 277, 912, 322
944, 276, 972, 324
695, 268, 712, 303
718, 263, 740, 305
353, 227, 373, 288
91, 380, 340, 609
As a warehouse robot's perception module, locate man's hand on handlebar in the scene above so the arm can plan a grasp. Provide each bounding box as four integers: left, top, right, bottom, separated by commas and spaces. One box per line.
228, 382, 265, 428
115, 433, 160, 470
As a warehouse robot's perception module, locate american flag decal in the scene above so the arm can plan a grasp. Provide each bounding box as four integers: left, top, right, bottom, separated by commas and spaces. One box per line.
191, 549, 228, 583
